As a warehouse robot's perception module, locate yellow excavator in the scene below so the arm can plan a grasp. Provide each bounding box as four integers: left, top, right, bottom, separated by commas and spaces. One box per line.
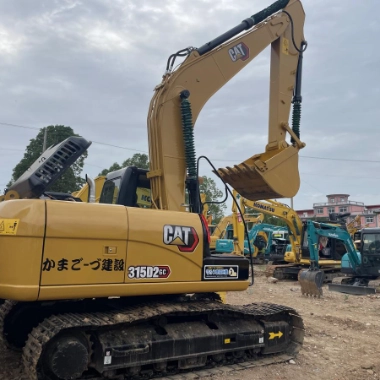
209, 214, 234, 250
0, 1, 307, 379
211, 213, 265, 247
238, 198, 302, 272
214, 190, 268, 259
208, 210, 265, 252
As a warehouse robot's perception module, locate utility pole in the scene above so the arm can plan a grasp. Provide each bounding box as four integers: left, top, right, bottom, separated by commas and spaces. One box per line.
291, 197, 294, 209
42, 128, 47, 153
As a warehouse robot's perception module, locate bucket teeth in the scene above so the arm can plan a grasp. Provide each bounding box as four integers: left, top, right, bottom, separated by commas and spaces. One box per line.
215, 163, 281, 201
215, 146, 301, 201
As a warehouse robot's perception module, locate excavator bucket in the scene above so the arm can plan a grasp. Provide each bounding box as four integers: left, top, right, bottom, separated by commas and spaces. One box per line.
298, 268, 324, 298
216, 145, 300, 201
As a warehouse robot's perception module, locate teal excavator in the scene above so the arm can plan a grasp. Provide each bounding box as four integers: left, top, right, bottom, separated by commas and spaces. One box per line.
299, 221, 380, 297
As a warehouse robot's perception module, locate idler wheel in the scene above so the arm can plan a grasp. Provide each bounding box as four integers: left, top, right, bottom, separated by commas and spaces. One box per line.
46, 334, 89, 379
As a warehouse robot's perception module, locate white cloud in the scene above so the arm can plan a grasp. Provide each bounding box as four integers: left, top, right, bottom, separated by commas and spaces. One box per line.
0, 28, 24, 56
84, 26, 132, 51
0, 0, 380, 210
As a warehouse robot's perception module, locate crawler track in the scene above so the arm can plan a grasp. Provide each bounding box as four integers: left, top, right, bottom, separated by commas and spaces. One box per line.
0, 297, 304, 380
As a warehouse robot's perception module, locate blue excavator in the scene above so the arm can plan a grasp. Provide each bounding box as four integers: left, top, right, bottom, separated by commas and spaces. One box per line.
298, 220, 380, 297
328, 227, 380, 295
215, 223, 288, 263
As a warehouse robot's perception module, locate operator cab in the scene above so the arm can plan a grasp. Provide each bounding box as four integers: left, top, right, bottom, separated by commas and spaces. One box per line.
99, 167, 151, 208
300, 222, 346, 261
358, 228, 380, 276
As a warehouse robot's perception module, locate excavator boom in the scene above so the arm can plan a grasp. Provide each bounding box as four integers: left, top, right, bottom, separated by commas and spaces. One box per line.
148, 0, 306, 211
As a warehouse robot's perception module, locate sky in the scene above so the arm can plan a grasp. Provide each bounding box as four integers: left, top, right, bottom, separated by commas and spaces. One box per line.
0, 0, 379, 211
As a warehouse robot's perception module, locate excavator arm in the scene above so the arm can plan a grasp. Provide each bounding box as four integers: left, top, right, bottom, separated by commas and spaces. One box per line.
346, 215, 369, 237
147, 0, 306, 212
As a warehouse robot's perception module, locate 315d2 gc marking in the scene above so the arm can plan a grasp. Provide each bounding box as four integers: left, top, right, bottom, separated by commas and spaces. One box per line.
128, 265, 171, 279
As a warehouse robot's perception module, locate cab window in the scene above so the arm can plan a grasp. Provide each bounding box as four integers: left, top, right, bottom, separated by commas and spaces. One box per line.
363, 233, 380, 253
302, 230, 309, 248
100, 177, 121, 204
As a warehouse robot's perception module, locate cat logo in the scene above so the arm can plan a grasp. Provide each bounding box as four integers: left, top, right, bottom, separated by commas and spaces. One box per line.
228, 42, 249, 62
163, 224, 199, 253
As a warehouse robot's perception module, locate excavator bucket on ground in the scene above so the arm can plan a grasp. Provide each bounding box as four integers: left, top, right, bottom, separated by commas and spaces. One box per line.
298, 268, 324, 298
217, 145, 300, 202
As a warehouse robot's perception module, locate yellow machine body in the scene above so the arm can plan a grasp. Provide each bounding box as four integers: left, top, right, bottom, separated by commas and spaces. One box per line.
71, 176, 106, 203
0, 199, 248, 302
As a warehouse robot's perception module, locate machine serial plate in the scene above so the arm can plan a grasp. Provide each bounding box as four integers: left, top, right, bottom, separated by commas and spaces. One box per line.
203, 265, 239, 280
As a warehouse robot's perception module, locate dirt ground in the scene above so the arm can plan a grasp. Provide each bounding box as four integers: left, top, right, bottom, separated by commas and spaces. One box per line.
1, 267, 380, 380
220, 267, 380, 380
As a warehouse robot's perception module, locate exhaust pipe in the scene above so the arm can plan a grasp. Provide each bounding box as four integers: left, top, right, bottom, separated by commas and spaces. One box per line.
86, 175, 96, 203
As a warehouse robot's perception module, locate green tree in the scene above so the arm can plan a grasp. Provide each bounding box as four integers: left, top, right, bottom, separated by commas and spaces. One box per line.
262, 214, 287, 227
99, 153, 149, 176
199, 175, 226, 224
8, 125, 88, 193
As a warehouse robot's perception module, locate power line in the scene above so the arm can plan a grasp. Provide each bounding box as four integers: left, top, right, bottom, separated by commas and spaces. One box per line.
301, 155, 380, 163
85, 163, 106, 169
208, 155, 380, 163
0, 148, 25, 152
2, 120, 380, 164
0, 121, 148, 153
91, 141, 147, 153
301, 173, 380, 180
301, 178, 325, 195
0, 122, 39, 130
